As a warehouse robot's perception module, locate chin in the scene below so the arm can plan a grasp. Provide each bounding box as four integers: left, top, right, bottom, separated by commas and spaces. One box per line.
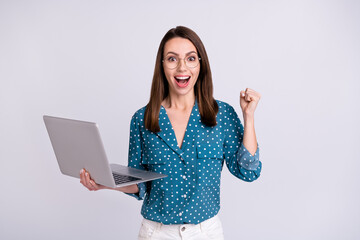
172, 86, 195, 97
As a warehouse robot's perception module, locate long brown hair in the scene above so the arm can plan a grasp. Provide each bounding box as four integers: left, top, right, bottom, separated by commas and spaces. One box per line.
144, 26, 218, 132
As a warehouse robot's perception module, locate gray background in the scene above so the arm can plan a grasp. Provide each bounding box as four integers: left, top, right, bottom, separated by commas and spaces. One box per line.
1, 0, 359, 239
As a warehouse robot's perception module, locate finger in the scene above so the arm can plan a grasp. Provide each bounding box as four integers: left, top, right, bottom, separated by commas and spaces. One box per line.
245, 92, 259, 102
246, 94, 257, 102
245, 88, 254, 93
85, 171, 95, 190
86, 171, 99, 191
89, 180, 99, 191
80, 169, 86, 186
245, 93, 252, 102
81, 169, 93, 190
80, 169, 93, 191
245, 88, 261, 99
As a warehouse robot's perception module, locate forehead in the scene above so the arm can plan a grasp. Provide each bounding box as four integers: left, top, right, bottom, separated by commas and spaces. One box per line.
164, 37, 197, 55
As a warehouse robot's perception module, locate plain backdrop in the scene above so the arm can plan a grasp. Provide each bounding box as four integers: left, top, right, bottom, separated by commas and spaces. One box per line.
1, 0, 359, 239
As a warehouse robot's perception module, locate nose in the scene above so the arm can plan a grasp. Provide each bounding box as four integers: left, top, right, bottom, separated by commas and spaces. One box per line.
177, 59, 187, 71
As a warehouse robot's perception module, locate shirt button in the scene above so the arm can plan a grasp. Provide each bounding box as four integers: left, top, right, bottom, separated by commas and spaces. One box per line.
182, 175, 187, 180
181, 226, 186, 232
183, 194, 187, 198
179, 212, 183, 216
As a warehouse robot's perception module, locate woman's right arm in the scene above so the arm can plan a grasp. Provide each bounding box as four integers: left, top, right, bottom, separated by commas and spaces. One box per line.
79, 111, 145, 198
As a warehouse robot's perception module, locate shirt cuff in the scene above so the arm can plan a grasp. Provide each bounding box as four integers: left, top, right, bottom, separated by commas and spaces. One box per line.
237, 143, 260, 171
124, 182, 146, 200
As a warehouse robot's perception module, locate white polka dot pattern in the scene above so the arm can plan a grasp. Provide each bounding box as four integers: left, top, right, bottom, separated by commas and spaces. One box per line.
125, 100, 262, 225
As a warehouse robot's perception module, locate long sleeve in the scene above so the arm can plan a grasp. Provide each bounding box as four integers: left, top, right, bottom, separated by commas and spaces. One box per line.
125, 112, 147, 200
124, 101, 261, 224
223, 104, 262, 182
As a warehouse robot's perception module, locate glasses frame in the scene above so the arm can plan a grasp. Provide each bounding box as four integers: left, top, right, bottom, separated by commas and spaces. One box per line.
162, 56, 202, 70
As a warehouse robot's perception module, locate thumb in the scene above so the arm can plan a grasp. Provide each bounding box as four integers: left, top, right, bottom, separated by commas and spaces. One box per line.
240, 90, 246, 102
240, 90, 246, 99
240, 90, 246, 108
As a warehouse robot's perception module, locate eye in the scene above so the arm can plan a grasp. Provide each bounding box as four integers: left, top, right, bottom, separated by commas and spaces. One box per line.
167, 56, 177, 62
187, 56, 196, 62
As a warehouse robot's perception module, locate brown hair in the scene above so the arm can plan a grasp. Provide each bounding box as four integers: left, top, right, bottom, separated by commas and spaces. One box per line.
144, 26, 218, 132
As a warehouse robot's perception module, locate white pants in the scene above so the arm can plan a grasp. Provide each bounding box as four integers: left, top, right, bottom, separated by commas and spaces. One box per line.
138, 215, 225, 240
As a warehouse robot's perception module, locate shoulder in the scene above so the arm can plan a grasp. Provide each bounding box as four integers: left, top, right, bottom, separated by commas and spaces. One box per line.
215, 99, 236, 114
130, 106, 147, 125
215, 99, 241, 126
132, 106, 147, 118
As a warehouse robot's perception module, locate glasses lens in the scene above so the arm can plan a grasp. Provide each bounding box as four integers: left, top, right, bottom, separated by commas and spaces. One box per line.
185, 55, 199, 68
164, 56, 177, 69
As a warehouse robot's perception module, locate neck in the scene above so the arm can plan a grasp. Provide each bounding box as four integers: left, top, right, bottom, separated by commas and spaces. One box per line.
163, 92, 195, 110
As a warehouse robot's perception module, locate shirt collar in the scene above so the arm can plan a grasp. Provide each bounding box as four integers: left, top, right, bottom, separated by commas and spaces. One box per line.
155, 99, 200, 156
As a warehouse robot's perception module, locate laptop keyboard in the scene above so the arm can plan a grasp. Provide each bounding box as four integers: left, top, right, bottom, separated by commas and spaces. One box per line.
112, 172, 141, 185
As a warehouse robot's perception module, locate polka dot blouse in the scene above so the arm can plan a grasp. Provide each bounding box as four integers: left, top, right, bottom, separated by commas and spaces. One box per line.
126, 100, 262, 225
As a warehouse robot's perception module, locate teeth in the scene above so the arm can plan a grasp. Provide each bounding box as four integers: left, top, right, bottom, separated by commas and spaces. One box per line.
175, 76, 190, 80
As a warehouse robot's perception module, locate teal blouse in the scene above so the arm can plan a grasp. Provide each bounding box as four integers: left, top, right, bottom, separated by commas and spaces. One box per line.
126, 100, 262, 224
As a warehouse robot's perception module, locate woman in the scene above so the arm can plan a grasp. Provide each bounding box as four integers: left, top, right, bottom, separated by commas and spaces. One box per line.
80, 26, 262, 239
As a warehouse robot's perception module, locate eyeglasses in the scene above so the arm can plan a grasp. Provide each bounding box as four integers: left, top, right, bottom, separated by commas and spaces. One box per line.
162, 55, 201, 69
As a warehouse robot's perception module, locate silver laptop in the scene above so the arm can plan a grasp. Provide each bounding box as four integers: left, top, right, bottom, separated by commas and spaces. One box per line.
43, 115, 167, 188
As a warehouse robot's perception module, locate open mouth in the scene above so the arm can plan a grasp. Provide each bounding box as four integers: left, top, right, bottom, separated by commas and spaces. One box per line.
174, 76, 190, 88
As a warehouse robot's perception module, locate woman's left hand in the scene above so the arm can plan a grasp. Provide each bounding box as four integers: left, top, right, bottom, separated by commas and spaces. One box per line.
240, 88, 261, 117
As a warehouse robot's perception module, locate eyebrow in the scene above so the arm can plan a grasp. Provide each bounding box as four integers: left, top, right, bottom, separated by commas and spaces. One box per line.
165, 51, 198, 56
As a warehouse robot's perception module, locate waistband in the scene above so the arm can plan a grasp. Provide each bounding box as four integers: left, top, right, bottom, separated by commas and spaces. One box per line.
141, 215, 220, 232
